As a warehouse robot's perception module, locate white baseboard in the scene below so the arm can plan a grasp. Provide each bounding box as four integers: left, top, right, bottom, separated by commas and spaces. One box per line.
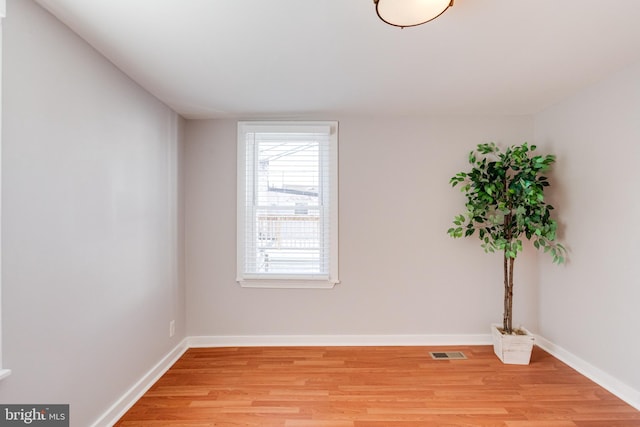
91, 338, 189, 427
0, 369, 12, 381
535, 335, 640, 410
93, 334, 490, 426
187, 333, 493, 348
95, 334, 640, 426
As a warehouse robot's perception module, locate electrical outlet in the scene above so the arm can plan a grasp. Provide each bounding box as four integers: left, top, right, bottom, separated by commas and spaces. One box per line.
169, 320, 175, 338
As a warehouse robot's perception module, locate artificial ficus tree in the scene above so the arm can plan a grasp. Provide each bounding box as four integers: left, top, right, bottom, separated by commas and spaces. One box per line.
448, 142, 566, 334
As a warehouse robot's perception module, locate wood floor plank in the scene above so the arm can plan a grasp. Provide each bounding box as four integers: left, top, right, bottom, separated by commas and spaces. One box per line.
114, 346, 640, 426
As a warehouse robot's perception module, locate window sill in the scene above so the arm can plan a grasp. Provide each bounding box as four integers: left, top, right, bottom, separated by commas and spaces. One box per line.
0, 369, 12, 381
237, 278, 339, 289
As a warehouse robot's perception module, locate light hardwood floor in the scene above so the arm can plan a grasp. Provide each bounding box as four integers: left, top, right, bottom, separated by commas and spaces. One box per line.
115, 345, 640, 426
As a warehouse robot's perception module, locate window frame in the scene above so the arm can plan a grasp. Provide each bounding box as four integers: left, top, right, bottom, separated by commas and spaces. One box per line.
236, 121, 339, 289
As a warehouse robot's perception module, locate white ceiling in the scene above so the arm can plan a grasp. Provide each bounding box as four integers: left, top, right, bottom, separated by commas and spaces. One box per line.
34, 0, 640, 119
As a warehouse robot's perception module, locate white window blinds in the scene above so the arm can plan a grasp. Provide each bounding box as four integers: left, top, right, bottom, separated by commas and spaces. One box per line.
237, 121, 339, 288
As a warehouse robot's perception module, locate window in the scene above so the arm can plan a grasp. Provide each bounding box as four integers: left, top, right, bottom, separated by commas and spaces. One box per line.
237, 121, 339, 288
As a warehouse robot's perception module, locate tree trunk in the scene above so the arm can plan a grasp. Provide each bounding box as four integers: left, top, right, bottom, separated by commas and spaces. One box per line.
502, 176, 515, 334
503, 252, 509, 333
503, 253, 515, 334
508, 256, 514, 333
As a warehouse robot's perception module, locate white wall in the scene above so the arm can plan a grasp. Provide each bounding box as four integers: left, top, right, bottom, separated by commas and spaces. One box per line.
0, 1, 185, 425
0, 0, 6, 380
185, 116, 537, 338
6, 0, 638, 421
535, 60, 640, 393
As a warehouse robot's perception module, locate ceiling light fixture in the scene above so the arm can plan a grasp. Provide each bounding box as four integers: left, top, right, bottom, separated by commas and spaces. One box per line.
373, 0, 454, 28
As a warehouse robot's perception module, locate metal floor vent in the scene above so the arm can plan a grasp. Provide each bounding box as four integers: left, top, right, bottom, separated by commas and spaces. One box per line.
429, 351, 467, 360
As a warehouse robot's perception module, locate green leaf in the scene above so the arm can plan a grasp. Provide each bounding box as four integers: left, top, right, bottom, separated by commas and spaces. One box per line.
448, 142, 565, 265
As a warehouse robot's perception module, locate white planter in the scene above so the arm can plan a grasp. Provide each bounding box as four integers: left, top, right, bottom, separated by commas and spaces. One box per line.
491, 324, 535, 365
